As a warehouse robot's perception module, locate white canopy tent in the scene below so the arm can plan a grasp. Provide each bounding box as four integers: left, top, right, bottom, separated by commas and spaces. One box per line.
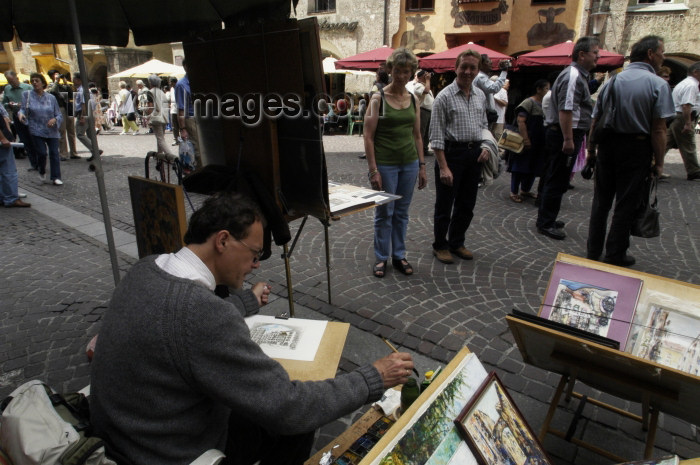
109, 58, 185, 79
322, 57, 374, 94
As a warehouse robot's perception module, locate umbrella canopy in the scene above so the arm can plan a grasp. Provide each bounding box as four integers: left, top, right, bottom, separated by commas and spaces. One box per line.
109, 59, 185, 79
334, 46, 394, 71
322, 57, 375, 76
0, 0, 294, 46
419, 43, 512, 73
515, 41, 625, 70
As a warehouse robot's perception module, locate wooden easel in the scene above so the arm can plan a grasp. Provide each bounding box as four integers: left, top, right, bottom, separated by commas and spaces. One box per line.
507, 254, 700, 462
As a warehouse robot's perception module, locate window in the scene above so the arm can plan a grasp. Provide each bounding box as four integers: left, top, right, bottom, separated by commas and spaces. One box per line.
308, 0, 336, 14
627, 0, 687, 12
406, 0, 434, 11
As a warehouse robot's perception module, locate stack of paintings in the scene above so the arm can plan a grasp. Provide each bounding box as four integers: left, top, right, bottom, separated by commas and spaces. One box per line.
368, 350, 552, 465
538, 260, 700, 378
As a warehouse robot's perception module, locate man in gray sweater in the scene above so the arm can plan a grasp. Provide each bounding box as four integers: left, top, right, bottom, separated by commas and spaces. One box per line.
90, 192, 414, 465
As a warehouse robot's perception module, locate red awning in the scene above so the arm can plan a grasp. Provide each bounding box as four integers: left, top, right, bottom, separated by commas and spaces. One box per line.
334, 46, 395, 71
515, 41, 625, 70
419, 43, 512, 73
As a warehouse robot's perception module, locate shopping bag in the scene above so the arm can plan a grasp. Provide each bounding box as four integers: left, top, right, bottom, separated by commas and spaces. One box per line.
630, 175, 660, 238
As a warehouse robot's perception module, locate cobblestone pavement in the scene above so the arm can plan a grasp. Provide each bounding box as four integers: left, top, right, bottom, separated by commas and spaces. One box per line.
3, 128, 699, 464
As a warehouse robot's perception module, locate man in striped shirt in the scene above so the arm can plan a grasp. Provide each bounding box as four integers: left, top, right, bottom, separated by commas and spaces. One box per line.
429, 49, 490, 264
536, 36, 599, 240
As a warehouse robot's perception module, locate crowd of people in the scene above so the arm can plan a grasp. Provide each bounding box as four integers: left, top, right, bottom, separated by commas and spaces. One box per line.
1, 66, 198, 195
352, 36, 698, 276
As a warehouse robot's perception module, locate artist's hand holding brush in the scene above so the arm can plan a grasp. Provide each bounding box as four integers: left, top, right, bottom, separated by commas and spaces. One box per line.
372, 352, 415, 388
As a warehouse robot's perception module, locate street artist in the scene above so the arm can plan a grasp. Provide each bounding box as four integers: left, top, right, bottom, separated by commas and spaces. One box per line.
90, 192, 414, 465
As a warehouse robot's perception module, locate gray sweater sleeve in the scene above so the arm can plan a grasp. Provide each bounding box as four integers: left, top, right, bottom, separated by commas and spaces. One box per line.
224, 288, 260, 317
181, 290, 384, 435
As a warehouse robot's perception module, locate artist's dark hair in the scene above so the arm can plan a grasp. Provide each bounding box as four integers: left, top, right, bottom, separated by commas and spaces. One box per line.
534, 79, 550, 93
183, 192, 266, 245
630, 35, 664, 63
572, 36, 599, 62
29, 72, 47, 88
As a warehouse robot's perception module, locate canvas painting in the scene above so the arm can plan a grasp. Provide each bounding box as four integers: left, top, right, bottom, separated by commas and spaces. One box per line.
540, 261, 643, 346
455, 373, 552, 465
369, 352, 487, 465
549, 279, 618, 337
626, 301, 700, 376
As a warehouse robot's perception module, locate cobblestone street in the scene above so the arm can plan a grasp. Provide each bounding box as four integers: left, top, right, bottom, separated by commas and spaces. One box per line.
1, 128, 699, 464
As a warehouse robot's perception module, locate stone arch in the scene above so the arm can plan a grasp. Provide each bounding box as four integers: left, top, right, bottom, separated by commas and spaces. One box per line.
89, 63, 108, 96
320, 39, 343, 59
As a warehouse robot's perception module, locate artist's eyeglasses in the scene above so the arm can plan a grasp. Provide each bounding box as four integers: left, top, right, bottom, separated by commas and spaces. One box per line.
236, 238, 263, 264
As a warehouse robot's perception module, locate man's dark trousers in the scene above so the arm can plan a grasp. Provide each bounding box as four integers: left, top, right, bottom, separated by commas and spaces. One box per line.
536, 127, 585, 229
587, 135, 651, 261
12, 114, 38, 169
433, 142, 482, 250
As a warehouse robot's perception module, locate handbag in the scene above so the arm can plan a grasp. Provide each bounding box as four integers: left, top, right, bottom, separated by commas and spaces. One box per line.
590, 75, 617, 145
126, 112, 136, 122
630, 175, 660, 238
497, 128, 524, 154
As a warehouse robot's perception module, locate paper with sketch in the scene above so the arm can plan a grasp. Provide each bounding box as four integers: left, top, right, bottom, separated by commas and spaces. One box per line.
246, 315, 327, 362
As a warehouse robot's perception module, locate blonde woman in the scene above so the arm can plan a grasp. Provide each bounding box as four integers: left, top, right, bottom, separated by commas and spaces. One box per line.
364, 48, 428, 278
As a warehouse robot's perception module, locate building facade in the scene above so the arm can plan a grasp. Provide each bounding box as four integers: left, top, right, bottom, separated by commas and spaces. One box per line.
589, 0, 699, 81
393, 0, 588, 56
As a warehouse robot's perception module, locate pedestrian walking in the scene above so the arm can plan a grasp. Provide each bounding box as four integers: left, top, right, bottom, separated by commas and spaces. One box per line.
18, 73, 64, 186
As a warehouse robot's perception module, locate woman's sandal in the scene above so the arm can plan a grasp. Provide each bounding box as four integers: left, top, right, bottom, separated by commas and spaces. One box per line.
373, 260, 387, 278
520, 191, 537, 199
392, 258, 414, 276
509, 193, 523, 203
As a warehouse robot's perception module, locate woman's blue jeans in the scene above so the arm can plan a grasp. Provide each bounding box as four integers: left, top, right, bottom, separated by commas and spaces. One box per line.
32, 135, 61, 181
374, 160, 419, 261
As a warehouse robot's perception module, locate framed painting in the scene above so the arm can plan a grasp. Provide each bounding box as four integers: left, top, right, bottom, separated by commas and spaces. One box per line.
366, 348, 488, 465
540, 261, 643, 346
454, 373, 552, 465
625, 292, 700, 377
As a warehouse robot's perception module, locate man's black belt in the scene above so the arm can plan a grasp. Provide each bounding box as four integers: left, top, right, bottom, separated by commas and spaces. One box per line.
547, 124, 587, 135
445, 140, 481, 150
610, 133, 650, 141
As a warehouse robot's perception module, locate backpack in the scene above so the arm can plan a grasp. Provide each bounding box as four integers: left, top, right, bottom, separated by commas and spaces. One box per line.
0, 381, 113, 465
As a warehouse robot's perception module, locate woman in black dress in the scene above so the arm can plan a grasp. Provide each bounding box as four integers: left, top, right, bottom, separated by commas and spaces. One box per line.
508, 79, 550, 203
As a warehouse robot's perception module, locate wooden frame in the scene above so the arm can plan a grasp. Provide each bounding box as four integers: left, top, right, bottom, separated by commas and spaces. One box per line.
128, 176, 187, 258
454, 372, 553, 465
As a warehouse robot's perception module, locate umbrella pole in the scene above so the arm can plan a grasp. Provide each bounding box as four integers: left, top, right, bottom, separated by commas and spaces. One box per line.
68, 0, 121, 286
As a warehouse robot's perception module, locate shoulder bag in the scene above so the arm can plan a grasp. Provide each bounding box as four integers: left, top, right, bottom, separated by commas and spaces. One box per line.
590, 75, 617, 145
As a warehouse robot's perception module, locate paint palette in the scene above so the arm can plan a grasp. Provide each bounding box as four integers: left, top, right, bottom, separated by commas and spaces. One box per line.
331, 416, 394, 465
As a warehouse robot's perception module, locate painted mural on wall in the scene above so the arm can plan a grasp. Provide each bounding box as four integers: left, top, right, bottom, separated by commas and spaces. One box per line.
401, 15, 436, 51
451, 0, 509, 27
527, 7, 575, 46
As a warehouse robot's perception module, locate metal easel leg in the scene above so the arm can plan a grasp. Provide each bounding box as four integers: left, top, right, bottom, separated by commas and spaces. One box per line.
324, 223, 331, 305
283, 243, 295, 318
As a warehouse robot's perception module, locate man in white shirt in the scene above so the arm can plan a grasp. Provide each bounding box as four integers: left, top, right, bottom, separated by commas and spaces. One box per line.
665, 61, 700, 180
473, 54, 510, 133
406, 69, 434, 155
492, 79, 509, 141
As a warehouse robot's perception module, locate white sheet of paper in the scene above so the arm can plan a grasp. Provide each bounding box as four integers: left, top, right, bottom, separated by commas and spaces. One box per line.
245, 315, 328, 362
